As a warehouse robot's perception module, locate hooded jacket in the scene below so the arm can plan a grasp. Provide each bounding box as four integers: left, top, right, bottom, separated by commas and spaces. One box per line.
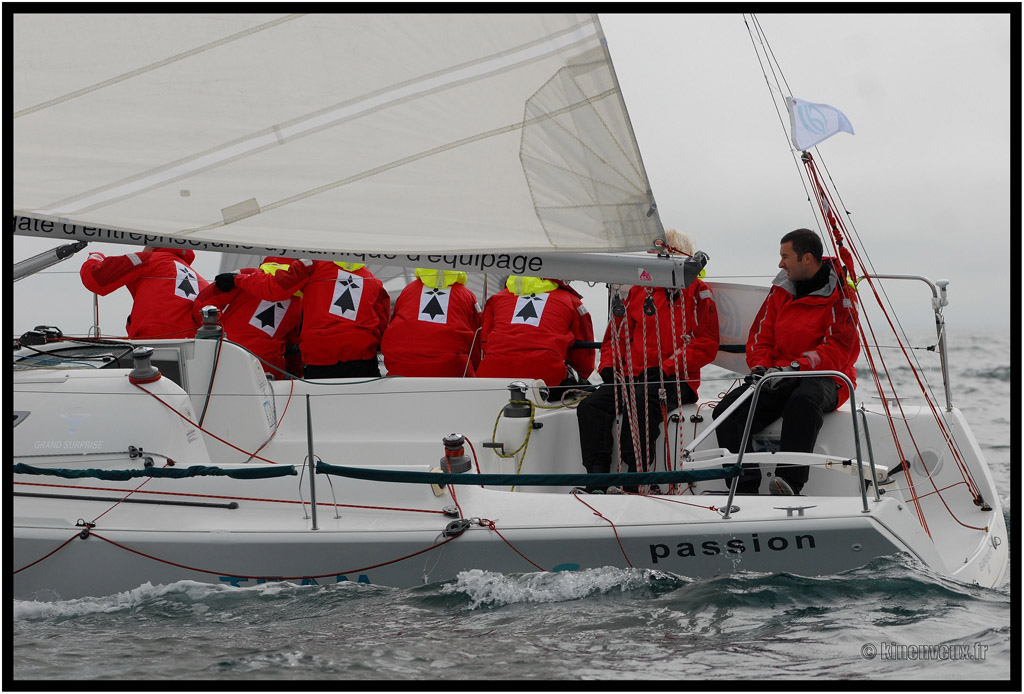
80, 248, 207, 339
746, 261, 860, 407
381, 269, 482, 377
195, 257, 303, 376
598, 278, 719, 395
477, 276, 595, 386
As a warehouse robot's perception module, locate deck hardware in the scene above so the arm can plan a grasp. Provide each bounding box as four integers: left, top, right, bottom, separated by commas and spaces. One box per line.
774, 505, 816, 517
128, 346, 161, 384
75, 519, 96, 539
441, 433, 472, 474
442, 518, 472, 537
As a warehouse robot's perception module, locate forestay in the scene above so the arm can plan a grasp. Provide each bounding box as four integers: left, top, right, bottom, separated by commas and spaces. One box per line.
14, 14, 662, 258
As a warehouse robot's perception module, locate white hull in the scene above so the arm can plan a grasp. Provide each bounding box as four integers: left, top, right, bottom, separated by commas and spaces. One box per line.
13, 334, 1008, 600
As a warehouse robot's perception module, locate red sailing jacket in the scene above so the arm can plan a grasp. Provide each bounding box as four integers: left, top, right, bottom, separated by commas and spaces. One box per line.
381, 279, 482, 377
477, 278, 595, 386
598, 279, 719, 395
746, 262, 860, 407
241, 261, 390, 367
80, 248, 207, 339
194, 258, 303, 377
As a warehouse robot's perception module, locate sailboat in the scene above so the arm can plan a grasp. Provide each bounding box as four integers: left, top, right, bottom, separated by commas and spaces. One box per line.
13, 13, 1007, 600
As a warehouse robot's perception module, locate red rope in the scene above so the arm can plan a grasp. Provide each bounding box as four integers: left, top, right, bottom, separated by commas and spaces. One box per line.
802, 152, 985, 534
13, 532, 81, 574
477, 518, 546, 572
570, 493, 633, 568
84, 529, 461, 581
249, 377, 295, 461
636, 493, 720, 512
132, 382, 283, 464
88, 466, 166, 525
446, 479, 465, 519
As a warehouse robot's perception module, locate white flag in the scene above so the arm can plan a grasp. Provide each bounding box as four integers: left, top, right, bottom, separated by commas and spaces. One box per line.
786, 97, 854, 151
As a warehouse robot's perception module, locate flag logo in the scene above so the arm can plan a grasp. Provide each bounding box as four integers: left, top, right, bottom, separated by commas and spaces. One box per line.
250, 299, 290, 336
418, 287, 451, 324
173, 261, 198, 300
511, 292, 549, 326
330, 269, 363, 321
787, 97, 854, 151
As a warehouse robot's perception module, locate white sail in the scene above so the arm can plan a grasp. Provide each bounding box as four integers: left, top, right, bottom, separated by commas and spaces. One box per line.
14, 14, 662, 256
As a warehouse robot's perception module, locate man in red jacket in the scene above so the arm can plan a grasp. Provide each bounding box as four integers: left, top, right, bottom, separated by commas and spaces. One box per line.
576, 230, 720, 493
80, 246, 207, 339
477, 275, 594, 401
195, 257, 304, 378
221, 260, 390, 379
711, 228, 860, 495
381, 268, 482, 377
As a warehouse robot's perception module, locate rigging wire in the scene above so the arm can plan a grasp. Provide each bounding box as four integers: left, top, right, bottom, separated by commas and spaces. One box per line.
742, 13, 985, 527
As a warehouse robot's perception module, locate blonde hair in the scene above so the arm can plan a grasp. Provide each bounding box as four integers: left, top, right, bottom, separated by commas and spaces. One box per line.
663, 229, 694, 256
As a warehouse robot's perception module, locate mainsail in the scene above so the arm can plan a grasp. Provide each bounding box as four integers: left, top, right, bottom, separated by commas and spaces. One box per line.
14, 13, 668, 278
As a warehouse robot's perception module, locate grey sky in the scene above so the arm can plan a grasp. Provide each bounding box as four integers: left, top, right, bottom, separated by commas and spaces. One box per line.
13, 12, 1012, 338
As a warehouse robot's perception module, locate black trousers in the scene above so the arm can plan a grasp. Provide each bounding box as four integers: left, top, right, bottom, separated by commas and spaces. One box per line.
711, 377, 839, 493
303, 357, 381, 379
577, 377, 698, 483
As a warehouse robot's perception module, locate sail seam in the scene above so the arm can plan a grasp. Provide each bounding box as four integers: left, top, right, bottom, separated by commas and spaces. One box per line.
33, 20, 601, 218
14, 15, 303, 119
180, 89, 620, 235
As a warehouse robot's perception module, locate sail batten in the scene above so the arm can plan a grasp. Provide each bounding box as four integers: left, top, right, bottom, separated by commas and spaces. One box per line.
15, 13, 663, 255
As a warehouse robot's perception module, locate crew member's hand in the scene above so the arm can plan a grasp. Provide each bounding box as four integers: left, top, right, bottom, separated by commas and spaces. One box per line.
744, 365, 767, 385
215, 272, 237, 292
761, 365, 797, 393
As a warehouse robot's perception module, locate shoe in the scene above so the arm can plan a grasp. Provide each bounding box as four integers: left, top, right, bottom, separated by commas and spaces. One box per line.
649, 484, 662, 495
605, 486, 623, 494
769, 478, 795, 496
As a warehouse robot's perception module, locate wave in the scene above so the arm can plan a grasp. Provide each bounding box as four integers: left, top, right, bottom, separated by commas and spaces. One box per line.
430, 553, 1010, 612
12, 578, 388, 623
16, 550, 1011, 625
961, 365, 1011, 382
436, 566, 687, 609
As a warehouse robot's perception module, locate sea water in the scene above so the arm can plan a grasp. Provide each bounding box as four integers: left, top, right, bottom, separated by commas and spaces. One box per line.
11, 329, 1014, 683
